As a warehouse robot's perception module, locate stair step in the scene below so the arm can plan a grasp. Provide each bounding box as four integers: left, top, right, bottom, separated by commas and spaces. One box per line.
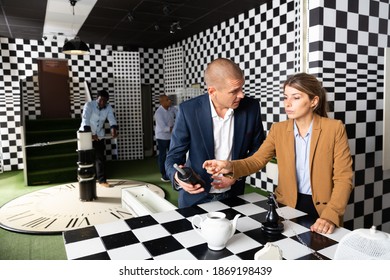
27, 166, 78, 186
24, 118, 86, 186
26, 142, 77, 157
26, 153, 78, 171
25, 118, 81, 131
25, 129, 78, 145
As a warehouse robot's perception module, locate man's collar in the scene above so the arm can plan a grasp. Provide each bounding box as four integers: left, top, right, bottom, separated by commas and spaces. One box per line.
209, 95, 234, 118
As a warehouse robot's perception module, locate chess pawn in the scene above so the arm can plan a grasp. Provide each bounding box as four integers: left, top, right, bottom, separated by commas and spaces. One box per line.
261, 193, 284, 235
265, 195, 279, 225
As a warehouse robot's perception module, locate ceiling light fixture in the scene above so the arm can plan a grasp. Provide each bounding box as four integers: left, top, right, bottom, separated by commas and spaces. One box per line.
62, 37, 90, 55
61, 0, 90, 55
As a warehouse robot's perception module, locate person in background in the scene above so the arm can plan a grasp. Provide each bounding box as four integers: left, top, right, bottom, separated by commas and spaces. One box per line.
154, 94, 177, 182
79, 89, 118, 188
203, 73, 353, 234
165, 57, 265, 208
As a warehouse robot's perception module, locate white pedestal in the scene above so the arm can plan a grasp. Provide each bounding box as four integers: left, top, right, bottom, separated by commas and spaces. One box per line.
121, 186, 177, 216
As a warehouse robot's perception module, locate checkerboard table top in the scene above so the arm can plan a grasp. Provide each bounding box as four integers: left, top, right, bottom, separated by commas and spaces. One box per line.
63, 193, 351, 260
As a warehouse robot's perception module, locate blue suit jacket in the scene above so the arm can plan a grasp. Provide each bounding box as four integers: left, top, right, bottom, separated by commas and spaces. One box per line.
165, 93, 265, 208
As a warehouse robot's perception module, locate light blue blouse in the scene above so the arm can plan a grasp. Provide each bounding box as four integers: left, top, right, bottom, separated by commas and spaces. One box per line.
294, 120, 313, 195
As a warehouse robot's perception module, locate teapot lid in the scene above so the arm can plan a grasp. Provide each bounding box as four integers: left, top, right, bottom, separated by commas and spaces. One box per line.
207, 212, 226, 219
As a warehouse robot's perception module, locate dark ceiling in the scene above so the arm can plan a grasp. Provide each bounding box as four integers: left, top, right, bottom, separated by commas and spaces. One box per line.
0, 0, 271, 49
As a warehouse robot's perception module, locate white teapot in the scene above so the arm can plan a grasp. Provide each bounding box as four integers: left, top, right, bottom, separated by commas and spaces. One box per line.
192, 212, 240, 250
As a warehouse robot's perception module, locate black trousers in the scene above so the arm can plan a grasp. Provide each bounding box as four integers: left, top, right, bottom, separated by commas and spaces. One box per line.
156, 139, 170, 178
296, 193, 319, 219
93, 139, 106, 183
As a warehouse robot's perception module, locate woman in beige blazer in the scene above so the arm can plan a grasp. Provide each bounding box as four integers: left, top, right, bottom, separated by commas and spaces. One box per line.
203, 73, 353, 234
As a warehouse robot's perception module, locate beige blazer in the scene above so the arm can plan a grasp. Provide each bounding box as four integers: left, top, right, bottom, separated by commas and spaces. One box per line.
232, 114, 354, 226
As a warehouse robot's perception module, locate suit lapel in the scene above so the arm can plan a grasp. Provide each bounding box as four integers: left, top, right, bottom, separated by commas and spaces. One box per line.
232, 108, 246, 159
286, 119, 296, 165
195, 95, 214, 159
310, 114, 321, 169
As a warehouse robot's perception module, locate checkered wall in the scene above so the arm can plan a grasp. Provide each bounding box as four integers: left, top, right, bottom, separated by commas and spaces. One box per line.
163, 47, 184, 95
308, 0, 390, 232
0, 89, 23, 169
139, 47, 165, 106
0, 39, 165, 170
113, 51, 143, 160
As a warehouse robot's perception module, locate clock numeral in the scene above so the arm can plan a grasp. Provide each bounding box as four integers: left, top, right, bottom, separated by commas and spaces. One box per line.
66, 217, 90, 228
6, 210, 34, 222
110, 210, 132, 219
21, 216, 58, 229
31, 191, 51, 197
64, 184, 77, 189
58, 184, 77, 191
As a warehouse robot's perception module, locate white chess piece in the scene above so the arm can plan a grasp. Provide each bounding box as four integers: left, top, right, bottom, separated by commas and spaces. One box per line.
254, 242, 283, 260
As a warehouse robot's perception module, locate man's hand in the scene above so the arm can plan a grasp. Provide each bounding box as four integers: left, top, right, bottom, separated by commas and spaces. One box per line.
111, 128, 118, 139
174, 169, 205, 194
210, 174, 236, 190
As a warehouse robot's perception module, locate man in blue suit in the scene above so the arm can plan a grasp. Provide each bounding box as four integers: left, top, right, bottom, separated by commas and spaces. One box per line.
165, 58, 265, 208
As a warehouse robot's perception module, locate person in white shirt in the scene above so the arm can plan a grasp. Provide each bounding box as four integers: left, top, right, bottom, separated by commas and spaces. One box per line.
154, 94, 177, 182
165, 58, 265, 208
79, 90, 118, 188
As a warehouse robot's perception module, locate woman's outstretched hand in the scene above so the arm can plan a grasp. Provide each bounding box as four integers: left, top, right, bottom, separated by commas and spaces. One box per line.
203, 160, 232, 176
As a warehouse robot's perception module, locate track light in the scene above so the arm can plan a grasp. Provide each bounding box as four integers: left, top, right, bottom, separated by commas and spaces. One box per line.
61, 0, 89, 55
128, 12, 134, 22
170, 21, 181, 34
163, 5, 170, 15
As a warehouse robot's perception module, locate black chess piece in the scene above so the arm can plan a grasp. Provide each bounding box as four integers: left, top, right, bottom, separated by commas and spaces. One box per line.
261, 193, 284, 235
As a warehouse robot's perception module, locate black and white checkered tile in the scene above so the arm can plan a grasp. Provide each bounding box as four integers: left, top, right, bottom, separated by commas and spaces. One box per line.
63, 193, 351, 260
0, 0, 389, 232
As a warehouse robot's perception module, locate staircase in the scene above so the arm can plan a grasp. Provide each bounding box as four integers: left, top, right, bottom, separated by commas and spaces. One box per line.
24, 118, 81, 186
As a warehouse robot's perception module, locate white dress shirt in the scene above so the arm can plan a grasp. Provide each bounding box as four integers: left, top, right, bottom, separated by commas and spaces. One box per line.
209, 96, 234, 193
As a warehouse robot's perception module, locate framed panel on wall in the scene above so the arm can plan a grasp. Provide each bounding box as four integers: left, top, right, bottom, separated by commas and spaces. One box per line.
37, 58, 71, 118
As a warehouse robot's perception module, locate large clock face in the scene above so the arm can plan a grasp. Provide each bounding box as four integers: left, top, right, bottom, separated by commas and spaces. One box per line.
0, 180, 164, 234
